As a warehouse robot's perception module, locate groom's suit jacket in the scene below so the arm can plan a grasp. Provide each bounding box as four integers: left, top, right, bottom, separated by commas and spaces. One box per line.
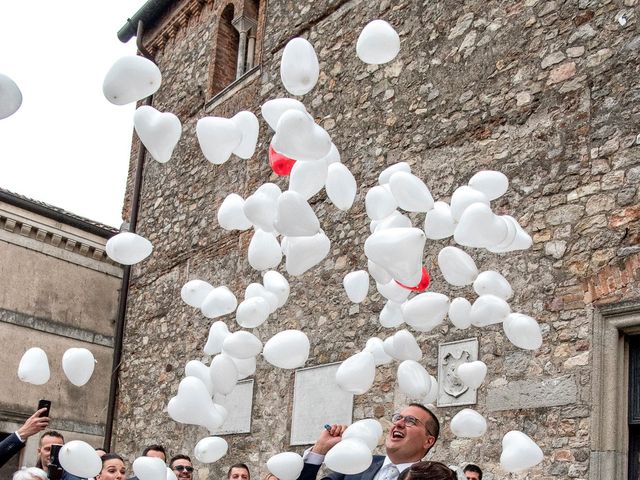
0, 432, 25, 468
297, 455, 386, 480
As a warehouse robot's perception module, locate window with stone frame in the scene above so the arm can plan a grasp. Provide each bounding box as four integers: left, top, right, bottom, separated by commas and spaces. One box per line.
629, 335, 640, 479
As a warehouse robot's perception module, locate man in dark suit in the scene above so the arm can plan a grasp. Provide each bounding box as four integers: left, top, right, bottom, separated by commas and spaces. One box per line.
297, 403, 439, 480
0, 408, 49, 468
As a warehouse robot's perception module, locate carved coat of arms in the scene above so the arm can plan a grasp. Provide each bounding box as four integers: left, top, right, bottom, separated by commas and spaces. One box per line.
442, 349, 471, 398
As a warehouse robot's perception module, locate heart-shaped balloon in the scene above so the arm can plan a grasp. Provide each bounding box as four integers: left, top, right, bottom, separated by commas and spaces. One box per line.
325, 438, 373, 474
280, 38, 320, 96
103, 56, 162, 105
262, 270, 290, 308
248, 230, 282, 271
235, 297, 270, 328
218, 194, 252, 231
194, 436, 228, 463
269, 145, 297, 176
261, 98, 309, 130
343, 270, 370, 303
267, 452, 304, 480
473, 270, 513, 300
204, 321, 230, 355
363, 337, 393, 366
500, 431, 544, 473
0, 73, 22, 119
222, 331, 263, 359
469, 294, 511, 327
401, 292, 449, 332
342, 421, 380, 451
503, 313, 543, 350
450, 409, 487, 438
454, 202, 508, 248
201, 287, 238, 319
208, 354, 238, 395
59, 441, 102, 478
106, 232, 153, 265
283, 231, 330, 276
395, 266, 430, 292
133, 105, 182, 163
62, 348, 96, 387
272, 110, 332, 162
468, 170, 509, 201
379, 300, 404, 328
245, 283, 278, 313
388, 172, 434, 212
455, 361, 487, 389
437, 246, 478, 287
17, 347, 50, 385
167, 376, 225, 431
196, 117, 242, 165
230, 111, 259, 159
424, 201, 456, 240
488, 215, 532, 252
448, 297, 472, 329
364, 228, 425, 286
181, 279, 214, 308
397, 360, 432, 399
289, 158, 328, 199
263, 330, 310, 369
185, 360, 215, 395
335, 351, 376, 394
365, 185, 398, 221
378, 162, 411, 184
356, 20, 400, 65
450, 186, 490, 222
133, 456, 167, 480
243, 185, 281, 232
274, 191, 320, 237
390, 329, 422, 361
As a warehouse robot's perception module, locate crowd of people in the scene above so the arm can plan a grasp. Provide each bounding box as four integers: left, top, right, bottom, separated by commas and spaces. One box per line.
1, 404, 483, 480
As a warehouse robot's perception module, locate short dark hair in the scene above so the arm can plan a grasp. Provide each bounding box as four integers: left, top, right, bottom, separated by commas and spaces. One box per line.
39, 431, 65, 445
409, 402, 440, 441
101, 453, 124, 464
143, 444, 167, 458
398, 461, 455, 480
463, 464, 482, 479
227, 463, 250, 479
169, 454, 192, 468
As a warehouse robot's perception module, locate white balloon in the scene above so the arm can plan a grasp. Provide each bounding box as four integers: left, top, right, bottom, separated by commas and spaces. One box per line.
376, 280, 411, 303
106, 232, 153, 265
181, 280, 214, 308
248, 230, 282, 271
204, 321, 231, 355
284, 231, 331, 276
222, 331, 262, 359
167, 467, 177, 480
342, 421, 379, 451
209, 354, 238, 395
500, 431, 544, 473
326, 163, 357, 211
201, 287, 238, 318
0, 73, 22, 119
450, 409, 487, 438
378, 162, 411, 185
263, 330, 310, 369
244, 188, 280, 233
401, 293, 450, 332
280, 38, 320, 96
368, 260, 393, 285
382, 335, 401, 360
230, 355, 256, 380
371, 211, 412, 233
488, 215, 532, 252
133, 457, 167, 480
454, 203, 509, 249
448, 297, 472, 329
133, 105, 181, 163
261, 98, 309, 131
218, 194, 252, 231
356, 20, 400, 65
503, 313, 543, 350
343, 271, 370, 303
262, 270, 290, 308
474, 271, 513, 300
230, 111, 259, 159
365, 186, 398, 221
322, 143, 341, 164
363, 337, 393, 366
437, 246, 478, 287
235, 297, 270, 328
245, 283, 278, 313
450, 186, 490, 222
185, 360, 215, 395
62, 348, 95, 387
194, 436, 228, 463
168, 376, 225, 431
196, 117, 242, 165
468, 170, 509, 201
379, 300, 404, 328
424, 201, 456, 240
17, 347, 50, 385
289, 158, 328, 199
267, 452, 304, 480
325, 438, 373, 474
388, 172, 434, 212
391, 330, 422, 361
455, 361, 487, 390
59, 441, 102, 478
422, 375, 439, 405
397, 360, 431, 399
274, 191, 320, 237
103, 56, 161, 105
470, 295, 511, 327
272, 110, 332, 162
335, 351, 376, 394
364, 228, 425, 286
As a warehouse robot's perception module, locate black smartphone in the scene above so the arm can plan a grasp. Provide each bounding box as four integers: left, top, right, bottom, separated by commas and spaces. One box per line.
37, 399, 51, 418
48, 444, 64, 480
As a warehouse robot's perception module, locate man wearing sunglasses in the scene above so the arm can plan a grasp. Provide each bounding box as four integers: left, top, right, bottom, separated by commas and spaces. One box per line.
170, 455, 195, 480
298, 403, 439, 480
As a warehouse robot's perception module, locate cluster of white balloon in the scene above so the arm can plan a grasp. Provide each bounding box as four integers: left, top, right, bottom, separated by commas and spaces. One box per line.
18, 347, 96, 387
16, 17, 547, 478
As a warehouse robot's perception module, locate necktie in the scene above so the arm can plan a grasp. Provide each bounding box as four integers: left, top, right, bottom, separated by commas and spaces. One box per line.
381, 465, 399, 480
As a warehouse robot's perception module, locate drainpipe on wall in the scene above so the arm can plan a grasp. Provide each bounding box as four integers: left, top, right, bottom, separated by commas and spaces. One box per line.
104, 20, 155, 450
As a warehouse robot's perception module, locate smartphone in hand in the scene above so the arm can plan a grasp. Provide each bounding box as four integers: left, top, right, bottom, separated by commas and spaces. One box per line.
37, 399, 51, 418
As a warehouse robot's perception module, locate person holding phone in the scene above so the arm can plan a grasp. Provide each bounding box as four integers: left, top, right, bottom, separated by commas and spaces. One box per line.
0, 408, 50, 468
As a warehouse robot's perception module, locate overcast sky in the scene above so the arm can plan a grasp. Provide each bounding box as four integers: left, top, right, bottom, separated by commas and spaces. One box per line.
0, 1, 148, 227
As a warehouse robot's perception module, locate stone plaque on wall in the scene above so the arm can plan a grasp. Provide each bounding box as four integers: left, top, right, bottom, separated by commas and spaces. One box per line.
290, 363, 353, 445
213, 379, 253, 435
437, 338, 478, 407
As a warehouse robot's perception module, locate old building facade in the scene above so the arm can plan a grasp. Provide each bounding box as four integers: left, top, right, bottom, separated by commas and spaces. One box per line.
0, 189, 122, 477
112, 1, 640, 479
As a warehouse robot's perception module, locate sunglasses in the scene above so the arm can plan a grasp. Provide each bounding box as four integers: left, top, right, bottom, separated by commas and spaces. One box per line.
173, 466, 194, 473
391, 413, 433, 437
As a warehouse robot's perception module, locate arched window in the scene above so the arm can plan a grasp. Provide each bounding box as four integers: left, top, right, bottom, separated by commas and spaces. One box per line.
211, 4, 239, 96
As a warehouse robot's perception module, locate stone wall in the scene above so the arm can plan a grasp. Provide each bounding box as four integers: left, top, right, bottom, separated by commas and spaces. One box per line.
114, 0, 640, 479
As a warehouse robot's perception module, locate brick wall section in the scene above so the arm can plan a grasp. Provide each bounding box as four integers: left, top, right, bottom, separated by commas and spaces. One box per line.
211, 5, 240, 96
114, 1, 640, 479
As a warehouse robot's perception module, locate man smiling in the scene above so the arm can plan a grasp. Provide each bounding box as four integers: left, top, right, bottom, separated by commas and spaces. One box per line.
298, 403, 440, 480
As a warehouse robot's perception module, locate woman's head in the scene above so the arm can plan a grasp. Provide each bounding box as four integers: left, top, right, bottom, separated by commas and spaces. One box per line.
96, 453, 126, 480
398, 461, 456, 480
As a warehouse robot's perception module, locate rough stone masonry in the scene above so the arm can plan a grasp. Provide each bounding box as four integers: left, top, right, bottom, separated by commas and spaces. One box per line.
113, 1, 640, 479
